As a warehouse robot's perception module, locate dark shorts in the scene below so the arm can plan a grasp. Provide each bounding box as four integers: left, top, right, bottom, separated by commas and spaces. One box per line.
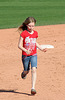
22, 54, 37, 71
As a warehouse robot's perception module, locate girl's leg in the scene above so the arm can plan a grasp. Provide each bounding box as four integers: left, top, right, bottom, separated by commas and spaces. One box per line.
22, 55, 30, 79
30, 55, 37, 94
31, 67, 37, 90
21, 71, 29, 79
23, 71, 29, 74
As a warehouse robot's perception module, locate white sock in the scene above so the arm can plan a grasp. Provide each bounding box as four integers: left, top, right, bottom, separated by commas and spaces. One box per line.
31, 87, 35, 90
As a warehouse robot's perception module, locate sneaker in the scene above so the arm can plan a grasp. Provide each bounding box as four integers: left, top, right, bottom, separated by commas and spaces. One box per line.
21, 72, 26, 79
31, 89, 36, 95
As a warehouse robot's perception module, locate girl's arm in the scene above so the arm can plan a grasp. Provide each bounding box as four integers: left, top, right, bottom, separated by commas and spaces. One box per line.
18, 36, 31, 54
36, 42, 47, 52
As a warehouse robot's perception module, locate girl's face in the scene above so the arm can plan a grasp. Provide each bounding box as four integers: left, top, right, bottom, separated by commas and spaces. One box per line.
27, 22, 35, 32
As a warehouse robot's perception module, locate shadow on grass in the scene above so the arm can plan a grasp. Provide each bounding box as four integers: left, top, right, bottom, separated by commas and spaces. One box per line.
0, 89, 32, 96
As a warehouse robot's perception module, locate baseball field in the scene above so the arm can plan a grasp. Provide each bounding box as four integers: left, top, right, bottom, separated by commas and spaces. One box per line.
0, 0, 65, 100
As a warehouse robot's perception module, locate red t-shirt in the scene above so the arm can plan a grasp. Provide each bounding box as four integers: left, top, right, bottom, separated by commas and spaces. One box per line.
20, 30, 38, 56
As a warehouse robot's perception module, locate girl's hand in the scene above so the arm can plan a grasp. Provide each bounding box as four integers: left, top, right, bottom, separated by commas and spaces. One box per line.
36, 42, 47, 52
25, 50, 31, 55
41, 48, 47, 52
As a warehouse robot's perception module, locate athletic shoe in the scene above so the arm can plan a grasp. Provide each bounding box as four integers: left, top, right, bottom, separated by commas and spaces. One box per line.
31, 89, 36, 95
21, 72, 26, 79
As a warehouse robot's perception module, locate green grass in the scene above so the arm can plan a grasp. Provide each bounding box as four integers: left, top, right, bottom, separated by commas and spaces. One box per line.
0, 0, 65, 29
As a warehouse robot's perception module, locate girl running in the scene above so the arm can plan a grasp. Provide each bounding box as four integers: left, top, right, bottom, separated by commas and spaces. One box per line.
18, 17, 47, 95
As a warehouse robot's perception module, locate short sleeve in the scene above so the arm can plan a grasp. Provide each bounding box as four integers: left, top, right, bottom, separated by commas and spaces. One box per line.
20, 31, 25, 38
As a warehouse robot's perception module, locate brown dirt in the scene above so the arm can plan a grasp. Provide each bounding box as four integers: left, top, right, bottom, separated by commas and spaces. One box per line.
0, 24, 65, 100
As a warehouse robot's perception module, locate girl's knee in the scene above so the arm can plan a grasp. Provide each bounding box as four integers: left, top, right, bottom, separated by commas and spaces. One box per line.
31, 67, 36, 73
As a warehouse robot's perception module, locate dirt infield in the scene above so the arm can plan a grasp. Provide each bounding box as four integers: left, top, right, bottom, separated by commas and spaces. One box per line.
0, 24, 65, 100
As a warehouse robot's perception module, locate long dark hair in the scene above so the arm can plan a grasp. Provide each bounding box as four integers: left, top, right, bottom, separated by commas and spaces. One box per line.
18, 17, 36, 33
